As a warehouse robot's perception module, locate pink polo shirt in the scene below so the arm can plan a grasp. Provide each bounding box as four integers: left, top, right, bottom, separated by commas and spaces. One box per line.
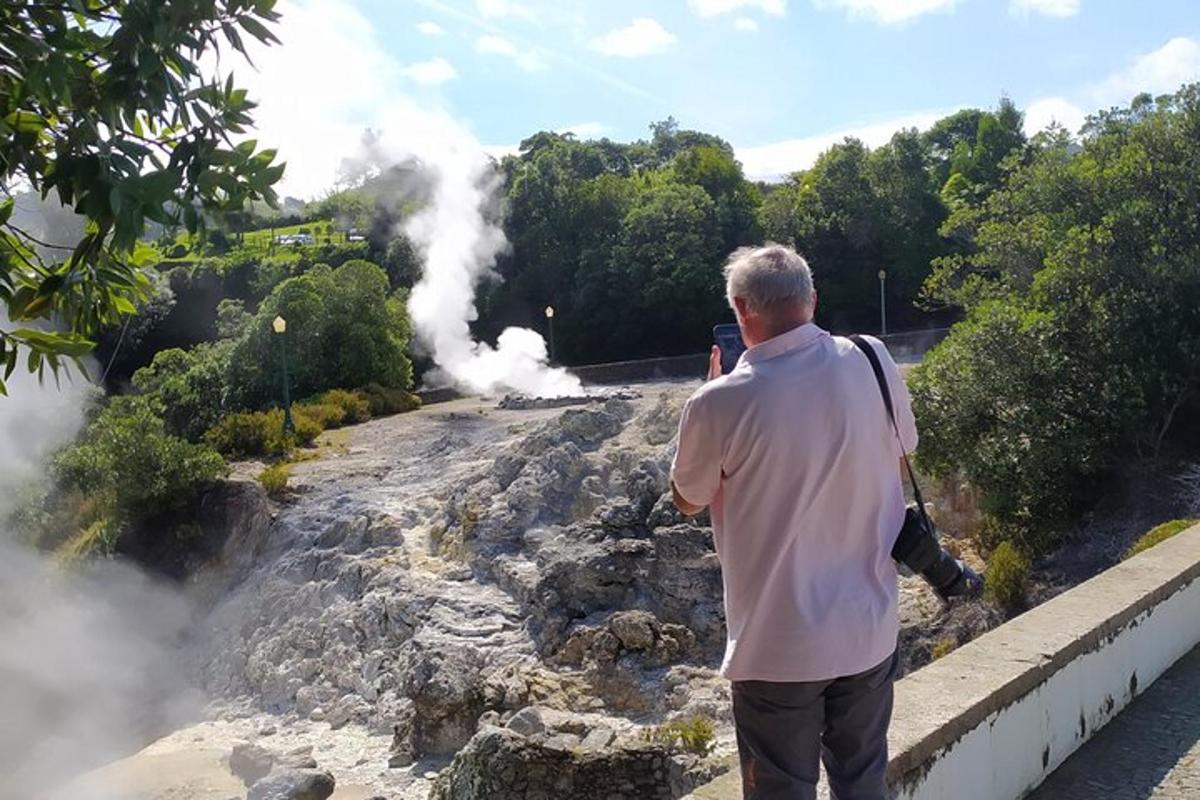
671, 323, 918, 682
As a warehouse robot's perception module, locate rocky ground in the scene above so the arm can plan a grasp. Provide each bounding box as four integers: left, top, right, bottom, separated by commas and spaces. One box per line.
63, 379, 988, 800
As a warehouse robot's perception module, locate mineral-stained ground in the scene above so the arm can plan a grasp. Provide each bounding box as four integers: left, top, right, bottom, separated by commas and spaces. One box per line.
60, 380, 989, 800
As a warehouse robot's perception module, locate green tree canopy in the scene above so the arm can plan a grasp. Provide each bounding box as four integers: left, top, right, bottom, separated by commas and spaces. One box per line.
1, 0, 284, 394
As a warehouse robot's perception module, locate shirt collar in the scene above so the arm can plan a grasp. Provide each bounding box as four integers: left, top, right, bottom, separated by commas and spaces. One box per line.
739, 322, 829, 367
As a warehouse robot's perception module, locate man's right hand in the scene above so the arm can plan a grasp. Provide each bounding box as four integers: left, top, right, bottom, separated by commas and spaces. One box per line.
707, 345, 722, 381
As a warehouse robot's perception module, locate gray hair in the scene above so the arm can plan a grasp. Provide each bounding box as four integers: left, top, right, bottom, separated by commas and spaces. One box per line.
723, 243, 814, 314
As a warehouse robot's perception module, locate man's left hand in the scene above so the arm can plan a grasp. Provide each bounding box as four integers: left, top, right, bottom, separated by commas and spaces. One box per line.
707, 345, 722, 381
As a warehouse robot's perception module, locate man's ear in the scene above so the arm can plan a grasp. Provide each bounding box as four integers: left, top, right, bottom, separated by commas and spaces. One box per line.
733, 296, 751, 322
810, 291, 818, 320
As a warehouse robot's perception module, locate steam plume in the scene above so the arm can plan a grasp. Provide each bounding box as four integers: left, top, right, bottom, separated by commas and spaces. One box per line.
369, 104, 584, 397
0, 324, 200, 798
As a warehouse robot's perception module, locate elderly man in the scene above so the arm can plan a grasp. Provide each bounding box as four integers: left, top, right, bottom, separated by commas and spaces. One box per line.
671, 244, 917, 800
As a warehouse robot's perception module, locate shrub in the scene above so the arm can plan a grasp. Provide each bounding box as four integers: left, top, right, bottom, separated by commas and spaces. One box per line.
295, 401, 347, 430
319, 388, 372, 424
56, 517, 121, 562
931, 638, 957, 660
204, 411, 272, 458
984, 540, 1030, 610
1123, 519, 1198, 561
642, 716, 715, 756
204, 407, 321, 459
258, 463, 292, 498
132, 341, 233, 442
358, 383, 421, 416
54, 396, 226, 524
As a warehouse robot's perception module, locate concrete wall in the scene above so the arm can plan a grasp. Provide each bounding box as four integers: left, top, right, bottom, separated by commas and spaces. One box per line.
689, 523, 1200, 800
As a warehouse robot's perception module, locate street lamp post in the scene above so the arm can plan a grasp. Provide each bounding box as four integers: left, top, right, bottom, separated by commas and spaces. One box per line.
878, 270, 888, 337
273, 315, 296, 436
544, 305, 556, 364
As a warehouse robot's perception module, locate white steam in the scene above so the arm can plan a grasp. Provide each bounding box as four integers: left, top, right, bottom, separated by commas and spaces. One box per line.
0, 331, 201, 798
232, 0, 584, 398
396, 115, 584, 397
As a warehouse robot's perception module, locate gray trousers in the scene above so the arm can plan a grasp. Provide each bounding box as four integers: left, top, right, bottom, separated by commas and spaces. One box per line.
732, 649, 898, 800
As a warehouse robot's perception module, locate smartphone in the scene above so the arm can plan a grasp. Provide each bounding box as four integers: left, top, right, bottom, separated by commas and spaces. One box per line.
713, 324, 746, 375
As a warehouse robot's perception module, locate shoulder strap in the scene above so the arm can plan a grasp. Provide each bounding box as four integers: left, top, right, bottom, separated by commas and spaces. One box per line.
848, 335, 928, 518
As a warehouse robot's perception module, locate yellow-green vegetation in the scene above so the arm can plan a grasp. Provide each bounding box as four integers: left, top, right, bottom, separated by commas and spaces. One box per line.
320, 389, 372, 424
204, 407, 319, 459
205, 386, 421, 460
358, 383, 422, 416
931, 638, 957, 660
1123, 519, 1198, 561
258, 463, 292, 498
984, 540, 1030, 610
55, 518, 121, 562
641, 716, 716, 756
295, 401, 347, 430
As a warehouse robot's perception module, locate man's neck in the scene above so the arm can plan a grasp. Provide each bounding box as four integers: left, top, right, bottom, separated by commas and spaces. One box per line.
756, 317, 812, 344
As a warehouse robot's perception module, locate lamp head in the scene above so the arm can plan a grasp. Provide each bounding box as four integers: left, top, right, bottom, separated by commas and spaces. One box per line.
544, 306, 555, 319
273, 316, 287, 334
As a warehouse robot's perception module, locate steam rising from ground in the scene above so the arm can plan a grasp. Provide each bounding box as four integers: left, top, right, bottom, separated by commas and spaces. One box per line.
234, 0, 584, 398
398, 124, 584, 397
0, 334, 200, 798
354, 105, 584, 397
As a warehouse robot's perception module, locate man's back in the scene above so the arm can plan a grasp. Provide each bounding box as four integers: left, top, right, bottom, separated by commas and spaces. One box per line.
672, 323, 918, 682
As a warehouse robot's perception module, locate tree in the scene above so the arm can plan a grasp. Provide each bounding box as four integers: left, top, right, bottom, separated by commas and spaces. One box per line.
1, 0, 285, 394
911, 86, 1200, 551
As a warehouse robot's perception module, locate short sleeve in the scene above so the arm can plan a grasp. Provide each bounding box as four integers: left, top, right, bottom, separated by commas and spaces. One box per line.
671, 394, 722, 507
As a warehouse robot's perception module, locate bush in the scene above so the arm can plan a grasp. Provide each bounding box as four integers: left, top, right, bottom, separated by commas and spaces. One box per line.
984, 540, 1030, 610
295, 401, 346, 430
258, 463, 292, 498
132, 341, 233, 441
931, 638, 957, 660
318, 388, 372, 424
54, 396, 226, 524
358, 383, 421, 416
641, 716, 715, 756
204, 407, 321, 459
1123, 519, 1198, 560
56, 517, 122, 561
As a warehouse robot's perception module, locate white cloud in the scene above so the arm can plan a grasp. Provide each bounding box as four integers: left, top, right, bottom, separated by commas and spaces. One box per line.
689, 0, 786, 16
1023, 37, 1200, 136
1010, 0, 1079, 17
476, 0, 535, 22
735, 17, 761, 31
400, 56, 458, 85
819, 0, 959, 25
590, 18, 678, 57
228, 0, 399, 197
1023, 96, 1087, 134
735, 109, 949, 180
416, 20, 445, 36
1087, 36, 1200, 106
476, 34, 547, 71
556, 122, 609, 138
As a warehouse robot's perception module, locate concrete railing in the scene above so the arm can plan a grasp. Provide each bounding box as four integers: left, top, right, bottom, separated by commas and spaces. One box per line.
690, 523, 1200, 800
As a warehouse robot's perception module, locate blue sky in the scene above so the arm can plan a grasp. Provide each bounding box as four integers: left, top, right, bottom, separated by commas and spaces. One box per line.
239, 0, 1200, 196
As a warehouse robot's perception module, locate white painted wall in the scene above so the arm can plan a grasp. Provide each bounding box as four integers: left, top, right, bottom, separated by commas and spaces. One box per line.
896, 575, 1200, 800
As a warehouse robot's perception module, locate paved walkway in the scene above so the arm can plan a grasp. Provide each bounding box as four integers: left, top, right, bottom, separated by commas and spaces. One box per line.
1028, 645, 1200, 799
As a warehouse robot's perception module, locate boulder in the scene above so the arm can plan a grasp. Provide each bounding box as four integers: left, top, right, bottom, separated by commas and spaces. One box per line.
505, 706, 545, 737
427, 728, 725, 800
247, 769, 335, 800
229, 742, 275, 787
400, 641, 485, 756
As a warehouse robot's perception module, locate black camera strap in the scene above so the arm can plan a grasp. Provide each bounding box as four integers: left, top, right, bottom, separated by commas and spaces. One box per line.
848, 335, 929, 522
